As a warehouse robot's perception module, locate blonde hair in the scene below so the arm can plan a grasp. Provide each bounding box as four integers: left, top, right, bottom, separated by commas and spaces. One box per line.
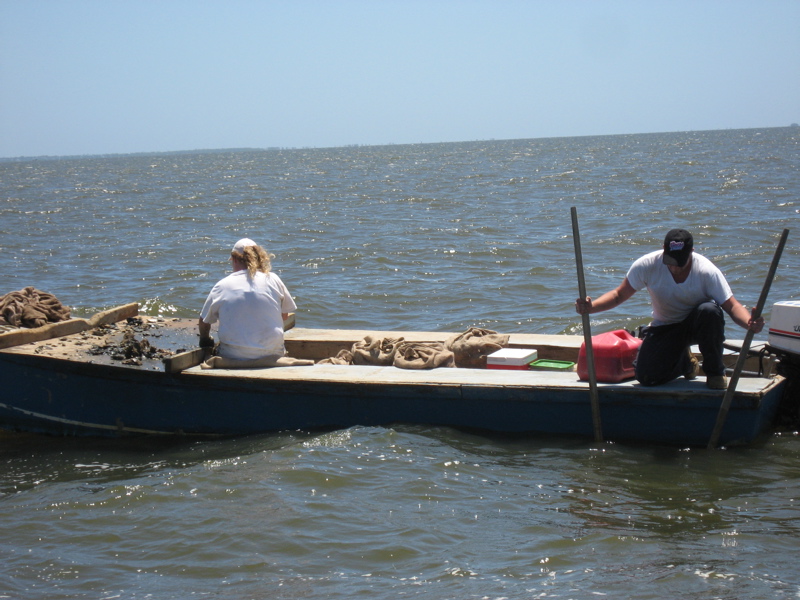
232, 244, 273, 277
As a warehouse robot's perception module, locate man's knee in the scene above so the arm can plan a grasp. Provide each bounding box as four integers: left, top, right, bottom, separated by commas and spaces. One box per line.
694, 301, 725, 335
696, 301, 723, 318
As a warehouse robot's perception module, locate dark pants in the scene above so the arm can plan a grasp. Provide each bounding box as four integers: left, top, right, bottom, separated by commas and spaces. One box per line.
635, 301, 726, 386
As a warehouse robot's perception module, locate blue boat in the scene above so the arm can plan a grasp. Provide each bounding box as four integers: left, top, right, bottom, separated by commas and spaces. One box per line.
0, 306, 788, 446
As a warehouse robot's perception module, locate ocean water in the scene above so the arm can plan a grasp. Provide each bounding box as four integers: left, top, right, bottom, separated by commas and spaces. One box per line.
1, 127, 799, 598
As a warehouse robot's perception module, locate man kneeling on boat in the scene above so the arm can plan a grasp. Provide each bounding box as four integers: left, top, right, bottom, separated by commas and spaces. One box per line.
575, 229, 764, 389
198, 238, 313, 369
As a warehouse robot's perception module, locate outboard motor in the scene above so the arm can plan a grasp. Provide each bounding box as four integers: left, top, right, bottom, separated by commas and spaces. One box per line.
767, 301, 800, 427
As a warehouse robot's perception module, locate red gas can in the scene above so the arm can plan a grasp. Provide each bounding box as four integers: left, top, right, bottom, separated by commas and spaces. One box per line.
577, 329, 643, 383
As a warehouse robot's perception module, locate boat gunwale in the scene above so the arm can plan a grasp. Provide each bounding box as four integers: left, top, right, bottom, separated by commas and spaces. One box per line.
0, 342, 783, 410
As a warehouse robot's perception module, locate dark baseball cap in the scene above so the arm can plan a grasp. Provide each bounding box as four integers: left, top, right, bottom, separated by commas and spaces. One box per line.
662, 229, 693, 267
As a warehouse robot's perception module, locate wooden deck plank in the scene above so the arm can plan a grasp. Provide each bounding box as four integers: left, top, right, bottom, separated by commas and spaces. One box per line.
182, 361, 776, 396
0, 303, 139, 350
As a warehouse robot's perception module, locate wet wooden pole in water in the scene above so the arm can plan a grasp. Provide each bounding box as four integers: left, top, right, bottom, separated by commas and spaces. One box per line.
708, 228, 789, 449
571, 207, 603, 443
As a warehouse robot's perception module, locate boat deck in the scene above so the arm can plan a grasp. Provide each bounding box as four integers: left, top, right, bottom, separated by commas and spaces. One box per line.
176, 325, 772, 397
185, 359, 778, 397
0, 316, 780, 399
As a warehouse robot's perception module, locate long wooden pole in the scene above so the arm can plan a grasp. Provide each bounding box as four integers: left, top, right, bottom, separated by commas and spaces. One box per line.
571, 207, 603, 443
0, 302, 139, 350
708, 228, 789, 448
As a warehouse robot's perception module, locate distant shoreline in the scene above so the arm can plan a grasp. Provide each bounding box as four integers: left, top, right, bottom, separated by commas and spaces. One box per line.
1, 125, 796, 162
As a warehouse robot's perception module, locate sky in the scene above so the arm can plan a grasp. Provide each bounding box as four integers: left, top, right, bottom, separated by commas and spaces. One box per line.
1, 0, 798, 158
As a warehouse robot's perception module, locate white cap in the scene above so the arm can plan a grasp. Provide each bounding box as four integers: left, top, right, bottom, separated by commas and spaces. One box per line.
232, 238, 257, 253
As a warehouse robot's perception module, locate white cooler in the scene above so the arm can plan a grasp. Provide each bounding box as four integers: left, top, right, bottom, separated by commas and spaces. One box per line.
768, 300, 800, 355
487, 348, 538, 370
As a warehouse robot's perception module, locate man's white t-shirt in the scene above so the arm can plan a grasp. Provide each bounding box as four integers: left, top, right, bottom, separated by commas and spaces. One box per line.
626, 250, 732, 326
200, 270, 297, 359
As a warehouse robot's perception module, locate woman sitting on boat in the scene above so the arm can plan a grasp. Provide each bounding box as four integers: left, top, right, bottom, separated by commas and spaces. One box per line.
199, 238, 297, 361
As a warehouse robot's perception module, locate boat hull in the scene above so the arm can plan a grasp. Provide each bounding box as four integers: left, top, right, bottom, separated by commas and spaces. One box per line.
0, 350, 785, 446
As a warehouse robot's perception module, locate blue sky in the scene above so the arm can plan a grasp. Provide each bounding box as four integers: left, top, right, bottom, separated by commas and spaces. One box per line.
1, 0, 798, 158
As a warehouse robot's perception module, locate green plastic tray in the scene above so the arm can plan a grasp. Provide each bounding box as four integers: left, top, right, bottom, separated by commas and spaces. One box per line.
529, 359, 575, 371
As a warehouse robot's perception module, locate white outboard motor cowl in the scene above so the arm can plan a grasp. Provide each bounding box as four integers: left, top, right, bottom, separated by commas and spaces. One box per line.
768, 301, 800, 357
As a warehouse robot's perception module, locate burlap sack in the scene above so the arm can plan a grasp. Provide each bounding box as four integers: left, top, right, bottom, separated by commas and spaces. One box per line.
393, 341, 456, 369
352, 335, 404, 366
445, 327, 509, 369
317, 349, 354, 365
0, 287, 71, 328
